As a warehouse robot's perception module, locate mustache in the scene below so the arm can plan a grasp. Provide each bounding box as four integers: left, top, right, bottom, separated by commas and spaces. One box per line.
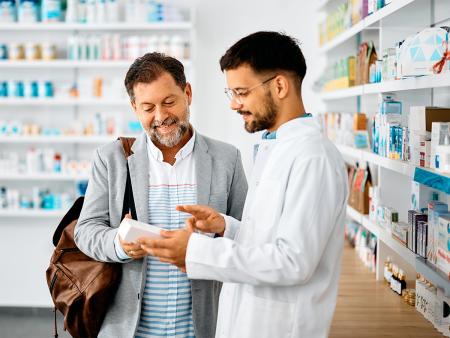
151, 116, 179, 129
237, 110, 252, 115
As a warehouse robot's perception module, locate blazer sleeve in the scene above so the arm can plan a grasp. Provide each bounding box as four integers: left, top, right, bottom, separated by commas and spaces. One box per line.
226, 149, 248, 221
74, 148, 126, 263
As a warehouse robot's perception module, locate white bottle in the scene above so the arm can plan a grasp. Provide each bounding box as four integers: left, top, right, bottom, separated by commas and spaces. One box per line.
86, 0, 96, 23
106, 0, 119, 22
435, 133, 450, 174
95, 0, 105, 23
65, 0, 77, 23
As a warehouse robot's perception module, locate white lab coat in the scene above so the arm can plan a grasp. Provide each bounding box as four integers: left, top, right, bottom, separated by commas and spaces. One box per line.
186, 117, 348, 338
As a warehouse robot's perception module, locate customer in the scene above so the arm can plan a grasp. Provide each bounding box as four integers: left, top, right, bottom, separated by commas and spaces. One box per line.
139, 32, 348, 338
74, 52, 248, 338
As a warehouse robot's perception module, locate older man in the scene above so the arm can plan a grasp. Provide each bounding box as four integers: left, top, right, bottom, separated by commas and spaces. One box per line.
75, 52, 248, 338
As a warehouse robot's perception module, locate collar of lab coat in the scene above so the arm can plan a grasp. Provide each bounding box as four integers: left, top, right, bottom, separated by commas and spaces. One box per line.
276, 115, 320, 142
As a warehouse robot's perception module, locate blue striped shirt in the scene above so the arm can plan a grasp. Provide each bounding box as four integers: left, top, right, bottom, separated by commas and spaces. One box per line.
135, 133, 197, 338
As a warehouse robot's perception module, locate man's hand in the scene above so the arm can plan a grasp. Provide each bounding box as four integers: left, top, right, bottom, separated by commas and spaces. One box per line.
138, 224, 194, 272
176, 205, 225, 235
119, 214, 146, 259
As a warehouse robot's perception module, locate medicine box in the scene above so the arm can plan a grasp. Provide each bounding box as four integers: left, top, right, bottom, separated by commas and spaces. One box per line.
118, 218, 163, 243
409, 107, 450, 133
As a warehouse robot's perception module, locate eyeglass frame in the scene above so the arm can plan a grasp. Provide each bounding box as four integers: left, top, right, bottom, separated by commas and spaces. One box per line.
224, 75, 277, 104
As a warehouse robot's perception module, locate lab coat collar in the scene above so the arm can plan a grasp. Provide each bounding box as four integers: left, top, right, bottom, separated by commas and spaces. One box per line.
276, 115, 320, 141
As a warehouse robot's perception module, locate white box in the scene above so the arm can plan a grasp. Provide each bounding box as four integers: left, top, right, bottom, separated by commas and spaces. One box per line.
118, 218, 163, 243
431, 122, 450, 169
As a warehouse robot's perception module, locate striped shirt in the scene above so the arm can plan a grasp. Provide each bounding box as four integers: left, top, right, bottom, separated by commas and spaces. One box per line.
135, 132, 197, 338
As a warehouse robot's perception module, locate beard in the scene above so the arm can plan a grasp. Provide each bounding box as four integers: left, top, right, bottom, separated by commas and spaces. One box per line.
238, 91, 278, 133
148, 110, 190, 147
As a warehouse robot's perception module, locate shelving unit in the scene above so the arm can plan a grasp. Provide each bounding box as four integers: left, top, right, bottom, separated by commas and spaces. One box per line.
319, 0, 416, 53
0, 5, 196, 307
0, 59, 191, 68
0, 173, 89, 181
321, 72, 450, 100
0, 98, 129, 106
319, 0, 450, 314
0, 22, 192, 31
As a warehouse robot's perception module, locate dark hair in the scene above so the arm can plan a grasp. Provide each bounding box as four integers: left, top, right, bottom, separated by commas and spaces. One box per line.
220, 31, 307, 88
124, 52, 186, 101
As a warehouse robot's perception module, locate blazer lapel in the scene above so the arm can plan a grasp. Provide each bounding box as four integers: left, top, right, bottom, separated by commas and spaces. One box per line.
127, 133, 149, 223
194, 134, 212, 206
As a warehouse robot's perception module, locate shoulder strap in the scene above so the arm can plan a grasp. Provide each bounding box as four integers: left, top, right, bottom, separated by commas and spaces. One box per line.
119, 137, 137, 221
119, 137, 136, 159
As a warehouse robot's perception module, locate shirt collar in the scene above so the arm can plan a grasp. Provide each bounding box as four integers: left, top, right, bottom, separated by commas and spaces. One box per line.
146, 128, 196, 162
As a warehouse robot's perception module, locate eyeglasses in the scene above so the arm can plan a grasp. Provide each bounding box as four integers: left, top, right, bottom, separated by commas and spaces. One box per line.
224, 75, 277, 104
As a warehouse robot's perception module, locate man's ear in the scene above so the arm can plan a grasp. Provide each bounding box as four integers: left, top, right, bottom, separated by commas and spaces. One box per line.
185, 83, 193, 105
273, 75, 289, 99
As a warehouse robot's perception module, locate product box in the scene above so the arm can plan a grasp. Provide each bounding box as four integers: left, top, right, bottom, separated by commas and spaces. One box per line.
431, 122, 450, 169
392, 221, 408, 246
436, 215, 450, 276
398, 27, 449, 77
427, 201, 449, 264
419, 140, 431, 168
435, 288, 450, 336
117, 218, 163, 243
410, 181, 433, 211
409, 107, 450, 133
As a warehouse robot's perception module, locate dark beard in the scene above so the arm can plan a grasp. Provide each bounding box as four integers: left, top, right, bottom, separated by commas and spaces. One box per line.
238, 92, 278, 133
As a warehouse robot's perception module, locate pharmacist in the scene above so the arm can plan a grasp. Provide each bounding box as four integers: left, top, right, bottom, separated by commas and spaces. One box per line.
139, 31, 349, 338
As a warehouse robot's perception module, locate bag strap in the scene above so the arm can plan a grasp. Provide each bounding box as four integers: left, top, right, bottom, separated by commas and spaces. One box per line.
119, 137, 137, 220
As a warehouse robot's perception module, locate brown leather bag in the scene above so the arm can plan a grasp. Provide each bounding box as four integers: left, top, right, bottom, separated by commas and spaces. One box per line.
46, 137, 136, 338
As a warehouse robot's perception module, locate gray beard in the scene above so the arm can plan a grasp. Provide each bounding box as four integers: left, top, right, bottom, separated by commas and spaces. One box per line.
149, 121, 189, 147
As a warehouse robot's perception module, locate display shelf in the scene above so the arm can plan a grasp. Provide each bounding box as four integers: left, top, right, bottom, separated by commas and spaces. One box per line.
0, 173, 89, 181
0, 98, 129, 106
347, 205, 417, 267
0, 59, 191, 68
336, 144, 412, 177
319, 0, 416, 53
0, 135, 115, 143
416, 257, 450, 297
0, 22, 192, 31
413, 167, 450, 195
321, 72, 450, 100
0, 209, 66, 218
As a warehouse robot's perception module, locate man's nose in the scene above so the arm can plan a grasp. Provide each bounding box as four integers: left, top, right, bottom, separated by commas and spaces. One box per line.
230, 99, 243, 111
154, 107, 169, 122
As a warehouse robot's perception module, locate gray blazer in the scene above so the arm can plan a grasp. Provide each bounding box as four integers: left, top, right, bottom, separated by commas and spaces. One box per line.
74, 132, 248, 338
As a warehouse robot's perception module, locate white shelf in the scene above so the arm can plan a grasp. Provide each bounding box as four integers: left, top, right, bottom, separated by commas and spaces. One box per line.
0, 22, 192, 31
347, 205, 417, 267
336, 144, 413, 177
0, 98, 129, 106
319, 0, 416, 53
0, 173, 89, 181
321, 72, 450, 100
0, 59, 191, 68
0, 209, 66, 217
0, 135, 116, 143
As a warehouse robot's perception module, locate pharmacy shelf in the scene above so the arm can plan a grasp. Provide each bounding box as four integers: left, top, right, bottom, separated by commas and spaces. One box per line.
0, 209, 66, 218
321, 72, 450, 100
319, 0, 416, 53
0, 135, 115, 144
336, 144, 412, 177
0, 22, 192, 31
414, 167, 450, 195
0, 173, 89, 181
416, 257, 450, 297
0, 98, 129, 106
0, 59, 191, 68
347, 205, 417, 267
